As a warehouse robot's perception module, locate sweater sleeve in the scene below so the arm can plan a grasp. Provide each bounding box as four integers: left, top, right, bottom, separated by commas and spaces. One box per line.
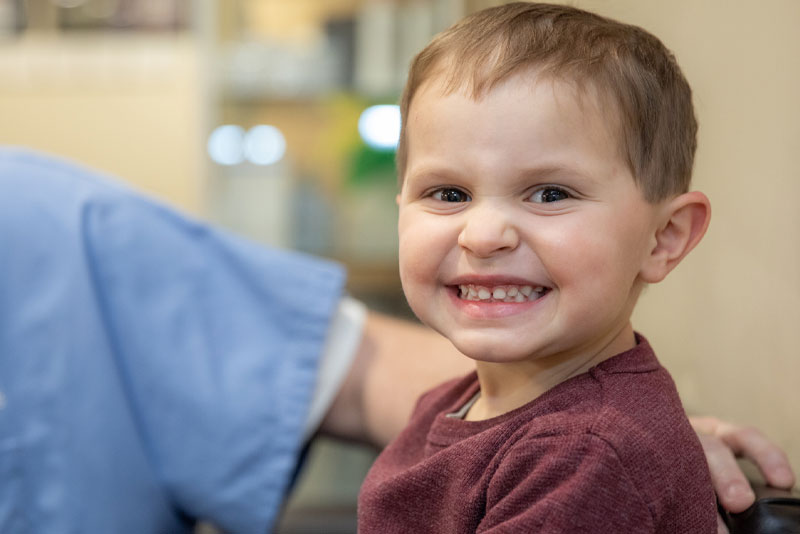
478, 434, 654, 534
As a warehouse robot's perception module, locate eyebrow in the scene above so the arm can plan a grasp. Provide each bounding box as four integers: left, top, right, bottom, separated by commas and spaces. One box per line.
515, 164, 600, 185
407, 163, 599, 186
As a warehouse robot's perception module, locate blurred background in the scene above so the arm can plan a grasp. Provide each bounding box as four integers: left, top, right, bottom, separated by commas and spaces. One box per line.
0, 0, 797, 532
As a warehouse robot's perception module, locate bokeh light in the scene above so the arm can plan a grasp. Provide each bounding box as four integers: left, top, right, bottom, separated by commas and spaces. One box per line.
207, 125, 246, 166
358, 105, 401, 150
244, 125, 287, 166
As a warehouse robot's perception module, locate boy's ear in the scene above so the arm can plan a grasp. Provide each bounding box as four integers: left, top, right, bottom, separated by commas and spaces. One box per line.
639, 191, 711, 284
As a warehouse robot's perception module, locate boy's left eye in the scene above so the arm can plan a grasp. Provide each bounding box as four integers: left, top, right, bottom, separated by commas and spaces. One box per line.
529, 187, 570, 203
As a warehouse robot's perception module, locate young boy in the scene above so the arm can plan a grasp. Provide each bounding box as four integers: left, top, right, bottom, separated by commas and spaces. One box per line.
358, 3, 716, 533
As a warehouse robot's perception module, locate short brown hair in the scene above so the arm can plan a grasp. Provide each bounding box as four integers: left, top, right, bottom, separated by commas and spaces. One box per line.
397, 2, 697, 202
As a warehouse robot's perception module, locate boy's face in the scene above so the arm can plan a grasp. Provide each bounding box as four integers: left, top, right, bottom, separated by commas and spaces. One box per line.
398, 71, 666, 364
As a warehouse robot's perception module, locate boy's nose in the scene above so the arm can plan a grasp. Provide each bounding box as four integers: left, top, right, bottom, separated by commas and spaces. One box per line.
457, 204, 520, 258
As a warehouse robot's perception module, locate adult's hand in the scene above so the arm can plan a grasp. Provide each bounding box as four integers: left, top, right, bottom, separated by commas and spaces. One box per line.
690, 416, 795, 533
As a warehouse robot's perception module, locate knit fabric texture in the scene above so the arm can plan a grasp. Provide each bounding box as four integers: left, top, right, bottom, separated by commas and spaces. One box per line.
358, 336, 716, 533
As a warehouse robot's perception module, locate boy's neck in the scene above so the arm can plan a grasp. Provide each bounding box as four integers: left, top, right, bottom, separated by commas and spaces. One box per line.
465, 323, 636, 421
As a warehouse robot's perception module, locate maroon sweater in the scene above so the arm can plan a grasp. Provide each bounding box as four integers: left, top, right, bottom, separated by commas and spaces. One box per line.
358, 337, 716, 533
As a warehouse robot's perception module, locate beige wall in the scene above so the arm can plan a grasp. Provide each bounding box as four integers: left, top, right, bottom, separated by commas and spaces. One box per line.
557, 0, 800, 472
0, 35, 205, 214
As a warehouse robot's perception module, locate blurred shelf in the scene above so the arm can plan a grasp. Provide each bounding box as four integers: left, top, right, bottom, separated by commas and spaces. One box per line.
336, 258, 414, 318
340, 259, 401, 294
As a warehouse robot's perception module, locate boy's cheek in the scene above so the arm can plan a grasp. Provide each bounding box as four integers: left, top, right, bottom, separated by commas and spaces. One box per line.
398, 212, 447, 243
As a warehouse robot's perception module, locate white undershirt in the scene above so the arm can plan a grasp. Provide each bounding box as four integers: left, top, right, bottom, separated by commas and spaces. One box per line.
302, 296, 367, 441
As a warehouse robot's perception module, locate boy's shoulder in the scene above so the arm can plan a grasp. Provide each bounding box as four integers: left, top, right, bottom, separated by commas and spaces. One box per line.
417, 335, 688, 442
500, 335, 698, 460
417, 335, 707, 484
492, 336, 714, 525
412, 335, 706, 473
375, 337, 716, 532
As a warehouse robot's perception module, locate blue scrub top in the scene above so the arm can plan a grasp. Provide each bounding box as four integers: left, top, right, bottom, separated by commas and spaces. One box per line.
0, 149, 346, 533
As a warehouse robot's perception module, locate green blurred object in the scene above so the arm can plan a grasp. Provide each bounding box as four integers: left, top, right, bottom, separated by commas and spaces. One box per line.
347, 142, 397, 188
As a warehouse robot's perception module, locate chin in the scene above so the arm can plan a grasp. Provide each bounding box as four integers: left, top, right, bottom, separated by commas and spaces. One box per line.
449, 333, 537, 363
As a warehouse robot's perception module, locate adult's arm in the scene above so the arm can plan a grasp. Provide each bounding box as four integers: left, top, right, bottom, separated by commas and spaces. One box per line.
320, 311, 470, 446
0, 148, 346, 534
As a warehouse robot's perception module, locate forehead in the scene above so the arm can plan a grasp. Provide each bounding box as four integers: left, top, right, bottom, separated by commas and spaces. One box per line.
412, 64, 619, 127
405, 70, 627, 181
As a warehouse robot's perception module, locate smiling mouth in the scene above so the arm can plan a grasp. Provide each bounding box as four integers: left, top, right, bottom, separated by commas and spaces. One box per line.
456, 284, 549, 303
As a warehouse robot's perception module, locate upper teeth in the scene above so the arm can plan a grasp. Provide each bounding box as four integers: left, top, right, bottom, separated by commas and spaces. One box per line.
458, 284, 546, 302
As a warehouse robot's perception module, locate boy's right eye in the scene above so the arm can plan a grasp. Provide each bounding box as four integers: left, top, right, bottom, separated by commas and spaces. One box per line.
431, 188, 471, 202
